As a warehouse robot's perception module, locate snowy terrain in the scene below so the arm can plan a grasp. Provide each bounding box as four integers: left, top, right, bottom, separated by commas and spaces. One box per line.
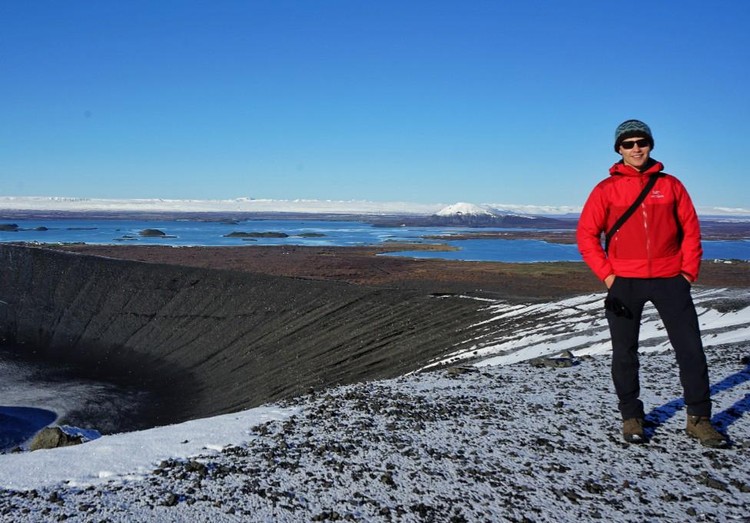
423, 287, 750, 369
0, 196, 440, 216
434, 202, 536, 221
435, 202, 500, 217
0, 287, 748, 521
1, 196, 749, 218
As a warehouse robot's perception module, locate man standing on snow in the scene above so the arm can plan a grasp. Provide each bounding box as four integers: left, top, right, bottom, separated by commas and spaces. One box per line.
576, 119, 726, 447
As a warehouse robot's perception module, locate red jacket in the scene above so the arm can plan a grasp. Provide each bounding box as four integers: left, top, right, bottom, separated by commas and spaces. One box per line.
576, 159, 702, 282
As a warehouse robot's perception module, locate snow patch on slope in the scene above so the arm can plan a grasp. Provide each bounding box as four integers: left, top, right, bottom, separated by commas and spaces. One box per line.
423, 287, 750, 369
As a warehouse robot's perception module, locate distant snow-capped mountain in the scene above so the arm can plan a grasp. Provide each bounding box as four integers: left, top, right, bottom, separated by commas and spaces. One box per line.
435, 202, 553, 221
427, 203, 568, 228
435, 202, 499, 217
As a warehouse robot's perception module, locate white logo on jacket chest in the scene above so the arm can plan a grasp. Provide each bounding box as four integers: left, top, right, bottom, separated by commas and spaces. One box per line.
650, 190, 665, 199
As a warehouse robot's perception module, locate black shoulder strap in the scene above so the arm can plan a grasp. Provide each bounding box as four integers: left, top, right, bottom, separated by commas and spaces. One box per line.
605, 173, 663, 253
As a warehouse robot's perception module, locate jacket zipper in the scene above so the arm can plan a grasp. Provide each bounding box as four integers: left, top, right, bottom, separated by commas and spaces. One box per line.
641, 177, 652, 276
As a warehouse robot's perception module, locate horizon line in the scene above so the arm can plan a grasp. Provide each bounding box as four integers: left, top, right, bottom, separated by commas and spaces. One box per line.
0, 195, 748, 217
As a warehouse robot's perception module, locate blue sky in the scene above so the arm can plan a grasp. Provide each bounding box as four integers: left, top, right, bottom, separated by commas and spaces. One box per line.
1, 1, 748, 208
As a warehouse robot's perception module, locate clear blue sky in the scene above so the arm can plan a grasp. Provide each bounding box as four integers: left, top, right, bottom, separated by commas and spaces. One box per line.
1, 1, 748, 208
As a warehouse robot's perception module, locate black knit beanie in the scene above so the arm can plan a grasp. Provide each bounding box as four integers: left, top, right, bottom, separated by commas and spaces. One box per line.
614, 119, 654, 152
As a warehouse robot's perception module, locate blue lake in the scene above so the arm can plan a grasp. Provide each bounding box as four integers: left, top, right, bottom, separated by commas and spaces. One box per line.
0, 218, 747, 262
1, 218, 436, 247
387, 238, 750, 263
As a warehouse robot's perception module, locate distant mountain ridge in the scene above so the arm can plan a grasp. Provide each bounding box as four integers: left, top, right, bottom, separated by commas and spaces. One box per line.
435, 202, 499, 217
369, 202, 576, 228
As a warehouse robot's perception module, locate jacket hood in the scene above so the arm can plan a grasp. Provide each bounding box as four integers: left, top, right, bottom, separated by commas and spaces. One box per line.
609, 158, 664, 177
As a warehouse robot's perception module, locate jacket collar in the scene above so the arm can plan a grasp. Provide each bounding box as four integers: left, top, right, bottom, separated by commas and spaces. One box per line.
609, 158, 664, 177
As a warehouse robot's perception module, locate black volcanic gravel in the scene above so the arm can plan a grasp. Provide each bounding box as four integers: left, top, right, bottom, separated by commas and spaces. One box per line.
1, 343, 748, 522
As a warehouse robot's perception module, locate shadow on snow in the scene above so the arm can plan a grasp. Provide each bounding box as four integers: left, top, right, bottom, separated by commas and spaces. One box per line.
644, 364, 750, 444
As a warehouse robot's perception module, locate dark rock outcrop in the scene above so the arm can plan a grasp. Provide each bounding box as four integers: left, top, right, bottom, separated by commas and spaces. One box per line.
139, 229, 167, 237
223, 231, 289, 238
29, 427, 83, 451
0, 245, 489, 432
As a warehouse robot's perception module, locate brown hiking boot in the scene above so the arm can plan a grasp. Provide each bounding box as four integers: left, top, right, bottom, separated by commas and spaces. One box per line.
686, 416, 727, 448
622, 418, 645, 443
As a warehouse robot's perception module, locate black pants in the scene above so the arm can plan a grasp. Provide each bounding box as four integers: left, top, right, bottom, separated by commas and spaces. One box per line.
605, 275, 711, 420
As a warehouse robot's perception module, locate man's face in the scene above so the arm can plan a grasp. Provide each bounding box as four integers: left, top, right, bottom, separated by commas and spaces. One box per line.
618, 137, 652, 171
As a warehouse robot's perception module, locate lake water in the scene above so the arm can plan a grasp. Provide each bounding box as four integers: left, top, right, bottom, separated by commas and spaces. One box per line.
1, 217, 748, 262
387, 238, 750, 262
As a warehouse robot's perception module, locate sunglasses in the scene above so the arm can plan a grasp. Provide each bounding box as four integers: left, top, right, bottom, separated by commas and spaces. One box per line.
620, 138, 650, 150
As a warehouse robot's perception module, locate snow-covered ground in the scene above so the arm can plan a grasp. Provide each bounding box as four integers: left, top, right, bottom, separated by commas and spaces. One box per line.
0, 196, 444, 216
1, 195, 749, 218
0, 288, 748, 521
425, 287, 750, 369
